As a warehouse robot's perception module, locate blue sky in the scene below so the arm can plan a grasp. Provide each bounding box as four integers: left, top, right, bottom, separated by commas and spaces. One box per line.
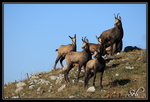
3, 3, 147, 84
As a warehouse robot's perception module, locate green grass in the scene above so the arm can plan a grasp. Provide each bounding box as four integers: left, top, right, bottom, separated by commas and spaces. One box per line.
3, 49, 147, 99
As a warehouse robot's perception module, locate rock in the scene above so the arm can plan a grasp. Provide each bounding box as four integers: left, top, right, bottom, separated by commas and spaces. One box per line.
15, 87, 23, 93
101, 89, 107, 92
38, 79, 50, 85
48, 85, 53, 93
116, 52, 120, 55
87, 86, 96, 93
30, 75, 39, 79
30, 72, 44, 79
69, 95, 75, 98
58, 84, 66, 92
20, 93, 25, 97
121, 58, 129, 61
28, 79, 39, 85
72, 79, 75, 83
12, 96, 19, 98
115, 73, 119, 76
50, 76, 58, 81
55, 74, 64, 85
37, 87, 45, 94
79, 80, 84, 83
125, 66, 134, 69
29, 85, 35, 90
15, 82, 26, 93
16, 82, 26, 88
5, 82, 13, 86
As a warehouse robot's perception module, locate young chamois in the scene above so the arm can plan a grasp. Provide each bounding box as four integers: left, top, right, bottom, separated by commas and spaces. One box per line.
53, 34, 76, 69
84, 48, 106, 89
64, 37, 92, 82
99, 13, 124, 55
105, 40, 122, 55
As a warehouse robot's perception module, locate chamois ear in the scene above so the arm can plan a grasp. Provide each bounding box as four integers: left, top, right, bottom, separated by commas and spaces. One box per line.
85, 38, 89, 43
92, 48, 96, 51
97, 49, 100, 52
96, 36, 99, 40
69, 36, 72, 39
74, 34, 76, 38
119, 16, 122, 20
114, 13, 120, 19
82, 37, 85, 42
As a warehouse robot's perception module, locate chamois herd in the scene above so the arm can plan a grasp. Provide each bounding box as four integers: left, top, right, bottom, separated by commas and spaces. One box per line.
53, 13, 124, 89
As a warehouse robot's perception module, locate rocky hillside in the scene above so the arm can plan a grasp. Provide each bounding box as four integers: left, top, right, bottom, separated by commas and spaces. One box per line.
3, 49, 147, 99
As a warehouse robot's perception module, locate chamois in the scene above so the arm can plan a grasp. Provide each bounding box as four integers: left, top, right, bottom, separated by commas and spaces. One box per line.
88, 36, 105, 56
64, 37, 92, 82
99, 13, 123, 55
96, 36, 122, 55
84, 48, 106, 89
53, 34, 76, 69
105, 40, 122, 55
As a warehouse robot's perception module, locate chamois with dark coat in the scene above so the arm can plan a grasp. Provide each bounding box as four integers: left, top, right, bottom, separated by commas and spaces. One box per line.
99, 13, 124, 55
84, 48, 106, 89
53, 34, 76, 69
96, 36, 122, 55
64, 37, 92, 82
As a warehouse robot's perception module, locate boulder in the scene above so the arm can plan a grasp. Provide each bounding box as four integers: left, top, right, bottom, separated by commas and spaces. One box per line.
50, 76, 58, 81
87, 86, 96, 93
58, 84, 66, 92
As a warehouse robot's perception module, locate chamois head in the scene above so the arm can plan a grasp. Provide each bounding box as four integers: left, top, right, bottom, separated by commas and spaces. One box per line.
114, 13, 122, 28
69, 34, 76, 44
93, 48, 101, 59
96, 36, 102, 44
81, 37, 89, 50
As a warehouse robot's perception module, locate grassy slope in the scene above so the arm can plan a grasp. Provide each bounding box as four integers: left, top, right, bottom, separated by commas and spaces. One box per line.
3, 49, 147, 99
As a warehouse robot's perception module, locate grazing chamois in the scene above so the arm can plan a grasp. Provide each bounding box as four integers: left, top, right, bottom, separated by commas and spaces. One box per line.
84, 48, 106, 89
53, 34, 76, 69
99, 13, 124, 55
64, 37, 92, 82
124, 46, 141, 52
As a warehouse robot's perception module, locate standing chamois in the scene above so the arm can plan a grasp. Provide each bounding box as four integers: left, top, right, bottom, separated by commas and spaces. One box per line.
105, 40, 122, 55
84, 48, 106, 89
64, 37, 92, 82
87, 36, 105, 56
99, 13, 124, 55
53, 34, 76, 69
96, 36, 122, 55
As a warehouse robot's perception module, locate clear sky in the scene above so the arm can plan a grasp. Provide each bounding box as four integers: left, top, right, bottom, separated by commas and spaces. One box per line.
3, 3, 147, 84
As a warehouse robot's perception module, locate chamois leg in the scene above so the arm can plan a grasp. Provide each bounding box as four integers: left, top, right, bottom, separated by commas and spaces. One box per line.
60, 57, 65, 68
77, 65, 82, 81
93, 70, 97, 86
116, 40, 122, 53
99, 71, 104, 89
64, 63, 73, 82
53, 55, 61, 69
113, 43, 117, 55
84, 69, 90, 89
82, 65, 86, 77
110, 43, 116, 55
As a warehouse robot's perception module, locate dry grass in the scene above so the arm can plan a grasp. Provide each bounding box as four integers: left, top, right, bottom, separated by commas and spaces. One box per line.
3, 49, 147, 99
